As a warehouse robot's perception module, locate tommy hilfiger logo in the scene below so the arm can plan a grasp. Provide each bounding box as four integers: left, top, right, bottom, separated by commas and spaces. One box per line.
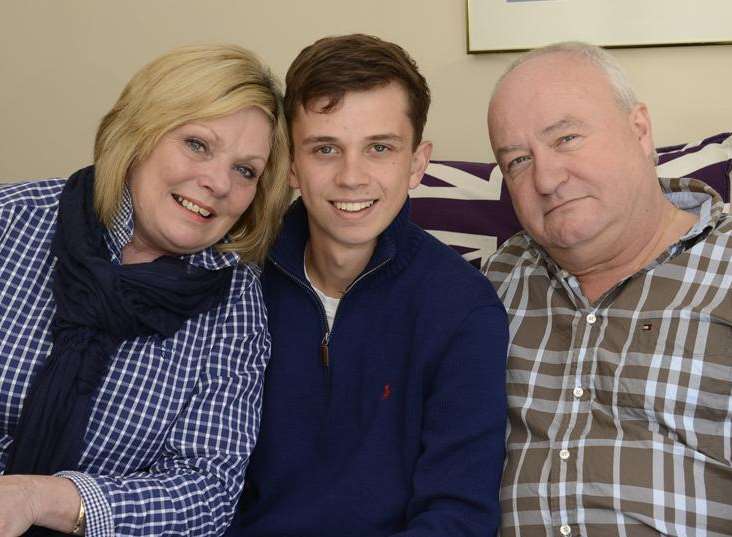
381, 384, 392, 400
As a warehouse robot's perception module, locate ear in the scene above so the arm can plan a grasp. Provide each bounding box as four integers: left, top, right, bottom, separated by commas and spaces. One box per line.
628, 103, 654, 159
408, 140, 433, 190
288, 161, 301, 190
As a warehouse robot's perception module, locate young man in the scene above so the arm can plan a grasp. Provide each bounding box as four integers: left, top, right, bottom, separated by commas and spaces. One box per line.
483, 42, 732, 536
226, 34, 508, 537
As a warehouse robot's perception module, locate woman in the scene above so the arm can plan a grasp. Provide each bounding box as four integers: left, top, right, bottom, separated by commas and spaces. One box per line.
0, 44, 290, 536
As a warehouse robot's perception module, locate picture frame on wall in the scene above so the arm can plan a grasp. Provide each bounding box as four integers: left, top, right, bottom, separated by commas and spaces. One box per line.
466, 0, 732, 53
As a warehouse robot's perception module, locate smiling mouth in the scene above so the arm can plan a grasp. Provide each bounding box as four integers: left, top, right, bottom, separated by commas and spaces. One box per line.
173, 194, 213, 218
331, 200, 376, 213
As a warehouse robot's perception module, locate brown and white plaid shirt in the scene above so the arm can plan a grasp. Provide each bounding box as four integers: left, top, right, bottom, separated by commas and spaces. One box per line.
483, 178, 732, 537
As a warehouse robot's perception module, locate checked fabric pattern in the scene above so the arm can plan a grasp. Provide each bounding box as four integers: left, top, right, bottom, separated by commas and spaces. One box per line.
483, 178, 732, 537
0, 179, 269, 537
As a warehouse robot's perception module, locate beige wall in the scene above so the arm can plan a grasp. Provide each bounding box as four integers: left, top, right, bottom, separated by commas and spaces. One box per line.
1, 0, 730, 180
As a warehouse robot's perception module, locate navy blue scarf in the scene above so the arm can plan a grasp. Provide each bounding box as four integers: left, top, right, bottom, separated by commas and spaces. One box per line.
5, 165, 233, 479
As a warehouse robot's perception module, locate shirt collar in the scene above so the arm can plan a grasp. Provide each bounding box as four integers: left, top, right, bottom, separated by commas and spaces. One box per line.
269, 197, 413, 282
659, 177, 724, 240
525, 177, 726, 277
104, 184, 240, 270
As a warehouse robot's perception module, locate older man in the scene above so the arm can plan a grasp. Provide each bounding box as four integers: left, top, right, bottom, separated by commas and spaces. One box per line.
483, 42, 731, 537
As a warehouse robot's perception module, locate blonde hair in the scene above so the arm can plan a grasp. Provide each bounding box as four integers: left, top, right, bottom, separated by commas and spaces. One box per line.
94, 44, 291, 265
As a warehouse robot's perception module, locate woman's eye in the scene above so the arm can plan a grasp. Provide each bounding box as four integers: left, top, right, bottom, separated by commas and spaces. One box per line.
234, 165, 256, 179
185, 138, 207, 153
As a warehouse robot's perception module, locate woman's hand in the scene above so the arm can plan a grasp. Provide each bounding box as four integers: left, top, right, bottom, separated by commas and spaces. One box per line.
0, 475, 35, 536
0, 475, 81, 536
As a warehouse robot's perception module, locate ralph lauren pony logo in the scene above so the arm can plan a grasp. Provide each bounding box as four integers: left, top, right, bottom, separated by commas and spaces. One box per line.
381, 384, 392, 400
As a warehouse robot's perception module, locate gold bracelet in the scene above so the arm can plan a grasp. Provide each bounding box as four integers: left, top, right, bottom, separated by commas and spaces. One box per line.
70, 497, 86, 536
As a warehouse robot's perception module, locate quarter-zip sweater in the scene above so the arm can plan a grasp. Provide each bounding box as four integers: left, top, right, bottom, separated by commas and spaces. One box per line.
229, 199, 508, 537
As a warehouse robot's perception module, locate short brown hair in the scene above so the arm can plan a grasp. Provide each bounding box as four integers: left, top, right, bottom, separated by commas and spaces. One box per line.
94, 44, 291, 265
284, 34, 430, 147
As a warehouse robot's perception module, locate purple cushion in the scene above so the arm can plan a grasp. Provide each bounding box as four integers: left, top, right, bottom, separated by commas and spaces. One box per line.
656, 132, 731, 201
411, 133, 732, 268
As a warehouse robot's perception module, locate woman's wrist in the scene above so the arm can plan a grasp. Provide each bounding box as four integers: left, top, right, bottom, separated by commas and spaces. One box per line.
70, 493, 86, 535
27, 475, 83, 534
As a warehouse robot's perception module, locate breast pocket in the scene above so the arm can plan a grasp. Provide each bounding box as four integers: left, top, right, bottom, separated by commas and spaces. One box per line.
600, 316, 731, 464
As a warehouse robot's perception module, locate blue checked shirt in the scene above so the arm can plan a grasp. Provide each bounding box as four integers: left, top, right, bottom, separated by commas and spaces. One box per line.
0, 178, 270, 536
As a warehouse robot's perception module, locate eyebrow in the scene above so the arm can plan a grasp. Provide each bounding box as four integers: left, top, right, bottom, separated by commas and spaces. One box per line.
300, 133, 405, 145
186, 122, 221, 144
300, 135, 337, 145
495, 144, 527, 160
540, 117, 586, 137
240, 154, 268, 165
365, 133, 404, 143
494, 117, 587, 159
186, 122, 269, 162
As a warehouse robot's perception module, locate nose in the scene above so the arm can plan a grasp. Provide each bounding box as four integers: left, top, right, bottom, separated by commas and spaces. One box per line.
531, 151, 567, 196
334, 151, 369, 189
197, 159, 233, 197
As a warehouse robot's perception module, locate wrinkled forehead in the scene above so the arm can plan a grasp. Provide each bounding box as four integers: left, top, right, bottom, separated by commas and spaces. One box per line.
492, 53, 605, 107
488, 53, 618, 139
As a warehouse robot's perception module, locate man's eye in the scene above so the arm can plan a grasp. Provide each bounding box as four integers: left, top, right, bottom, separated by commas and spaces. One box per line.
234, 165, 256, 179
558, 134, 578, 145
507, 155, 531, 170
185, 138, 207, 153
372, 144, 390, 153
315, 145, 335, 155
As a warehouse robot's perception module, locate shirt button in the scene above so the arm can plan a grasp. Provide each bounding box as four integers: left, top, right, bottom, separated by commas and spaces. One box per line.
586, 313, 597, 324
573, 387, 584, 398
559, 449, 571, 460
560, 524, 572, 536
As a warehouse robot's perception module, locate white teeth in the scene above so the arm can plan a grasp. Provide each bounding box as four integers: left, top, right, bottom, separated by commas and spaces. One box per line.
175, 195, 211, 218
333, 200, 375, 212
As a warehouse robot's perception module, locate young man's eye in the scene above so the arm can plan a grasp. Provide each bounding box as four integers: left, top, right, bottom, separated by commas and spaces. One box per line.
372, 144, 390, 153
185, 138, 207, 153
315, 145, 336, 156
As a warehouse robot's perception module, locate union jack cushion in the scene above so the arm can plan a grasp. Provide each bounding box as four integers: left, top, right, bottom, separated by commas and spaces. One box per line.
411, 132, 732, 268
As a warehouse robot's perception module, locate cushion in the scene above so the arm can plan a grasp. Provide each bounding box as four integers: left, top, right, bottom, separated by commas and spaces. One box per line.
411, 132, 732, 268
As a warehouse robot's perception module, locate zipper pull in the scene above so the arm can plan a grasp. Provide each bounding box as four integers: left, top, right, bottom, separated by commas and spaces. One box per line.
320, 332, 330, 368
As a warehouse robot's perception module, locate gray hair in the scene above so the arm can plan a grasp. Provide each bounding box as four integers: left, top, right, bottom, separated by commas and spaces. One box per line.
493, 41, 658, 163
496, 41, 639, 112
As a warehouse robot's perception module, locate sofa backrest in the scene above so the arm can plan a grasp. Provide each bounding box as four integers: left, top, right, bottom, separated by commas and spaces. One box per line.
411, 132, 732, 268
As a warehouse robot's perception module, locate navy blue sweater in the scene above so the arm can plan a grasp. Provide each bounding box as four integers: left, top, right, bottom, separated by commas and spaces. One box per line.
228, 200, 508, 537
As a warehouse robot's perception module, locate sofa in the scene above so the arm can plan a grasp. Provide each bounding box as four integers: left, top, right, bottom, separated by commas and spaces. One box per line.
411, 132, 732, 268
